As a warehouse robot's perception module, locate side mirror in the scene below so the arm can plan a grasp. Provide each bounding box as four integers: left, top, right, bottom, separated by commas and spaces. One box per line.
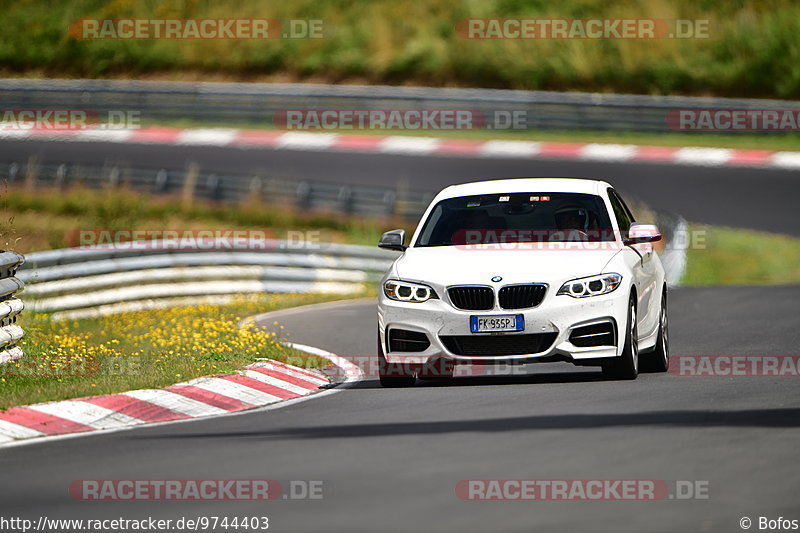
624, 223, 662, 246
378, 229, 407, 252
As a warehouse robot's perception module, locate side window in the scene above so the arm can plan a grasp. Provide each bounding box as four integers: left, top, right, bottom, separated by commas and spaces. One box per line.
415, 203, 444, 246
607, 188, 632, 232
616, 191, 636, 224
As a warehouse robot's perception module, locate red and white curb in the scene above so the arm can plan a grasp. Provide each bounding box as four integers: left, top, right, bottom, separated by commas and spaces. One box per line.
0, 358, 351, 447
2, 126, 800, 170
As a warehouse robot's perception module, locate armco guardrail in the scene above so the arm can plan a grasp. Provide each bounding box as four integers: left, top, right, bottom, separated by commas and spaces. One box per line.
0, 160, 434, 219
2, 78, 800, 133
19, 211, 687, 322
0, 251, 25, 363
19, 239, 397, 321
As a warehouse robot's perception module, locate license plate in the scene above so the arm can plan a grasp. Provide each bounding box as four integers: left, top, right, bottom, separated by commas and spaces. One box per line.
470, 314, 524, 333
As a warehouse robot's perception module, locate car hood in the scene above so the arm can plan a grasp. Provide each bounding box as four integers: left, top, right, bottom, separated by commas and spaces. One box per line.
393, 244, 621, 286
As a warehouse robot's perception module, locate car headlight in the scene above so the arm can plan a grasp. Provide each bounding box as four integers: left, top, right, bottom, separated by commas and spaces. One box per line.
557, 273, 622, 298
384, 280, 438, 302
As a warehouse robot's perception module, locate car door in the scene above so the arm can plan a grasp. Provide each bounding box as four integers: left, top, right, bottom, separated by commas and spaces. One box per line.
607, 188, 658, 340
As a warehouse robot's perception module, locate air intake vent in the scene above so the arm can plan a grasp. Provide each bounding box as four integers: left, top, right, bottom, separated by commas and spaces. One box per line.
498, 284, 547, 309
388, 329, 430, 352
447, 286, 494, 311
440, 333, 557, 356
569, 322, 616, 347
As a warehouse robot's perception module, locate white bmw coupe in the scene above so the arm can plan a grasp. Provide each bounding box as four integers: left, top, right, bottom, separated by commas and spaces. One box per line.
377, 178, 669, 387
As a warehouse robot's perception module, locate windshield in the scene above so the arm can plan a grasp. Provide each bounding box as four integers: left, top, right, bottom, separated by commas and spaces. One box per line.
414, 192, 615, 247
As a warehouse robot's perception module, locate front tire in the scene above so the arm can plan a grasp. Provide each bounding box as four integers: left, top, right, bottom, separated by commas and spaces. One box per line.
378, 332, 416, 387
602, 296, 639, 380
641, 289, 669, 373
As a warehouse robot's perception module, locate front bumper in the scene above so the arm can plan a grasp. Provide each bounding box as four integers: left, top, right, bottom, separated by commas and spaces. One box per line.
378, 289, 628, 365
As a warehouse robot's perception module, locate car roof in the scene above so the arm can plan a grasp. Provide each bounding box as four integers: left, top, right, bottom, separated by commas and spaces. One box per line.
434, 178, 612, 201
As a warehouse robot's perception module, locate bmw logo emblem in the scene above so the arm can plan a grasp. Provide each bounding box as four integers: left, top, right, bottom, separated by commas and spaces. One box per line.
491, 276, 503, 282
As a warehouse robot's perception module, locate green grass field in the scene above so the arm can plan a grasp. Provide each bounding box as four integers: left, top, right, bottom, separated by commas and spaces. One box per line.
2, 0, 799, 98
683, 225, 800, 285
2, 293, 346, 409
0, 185, 388, 409
0, 185, 411, 254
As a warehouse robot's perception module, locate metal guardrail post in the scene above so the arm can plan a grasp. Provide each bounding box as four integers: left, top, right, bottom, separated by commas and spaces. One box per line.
296, 181, 312, 210
382, 190, 396, 217
8, 163, 19, 184
206, 174, 220, 200
25, 156, 37, 192
154, 169, 169, 193
182, 162, 199, 208
338, 186, 354, 214
55, 164, 67, 189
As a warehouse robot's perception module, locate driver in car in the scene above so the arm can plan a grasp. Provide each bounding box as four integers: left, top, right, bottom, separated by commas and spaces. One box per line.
553, 205, 594, 241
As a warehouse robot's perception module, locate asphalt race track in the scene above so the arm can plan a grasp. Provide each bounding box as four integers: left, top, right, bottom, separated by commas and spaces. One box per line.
1, 138, 799, 235
1, 139, 799, 532
1, 287, 799, 532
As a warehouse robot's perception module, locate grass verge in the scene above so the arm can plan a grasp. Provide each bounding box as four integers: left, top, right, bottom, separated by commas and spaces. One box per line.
2, 1, 800, 98
0, 185, 412, 254
0, 293, 353, 410
683, 225, 800, 285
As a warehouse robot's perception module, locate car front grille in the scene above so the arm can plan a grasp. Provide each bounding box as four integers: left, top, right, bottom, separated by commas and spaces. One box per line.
447, 286, 494, 311
498, 284, 547, 309
439, 333, 557, 356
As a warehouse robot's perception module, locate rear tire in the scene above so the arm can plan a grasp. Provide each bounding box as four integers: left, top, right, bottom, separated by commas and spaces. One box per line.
378, 332, 416, 387
602, 296, 639, 380
641, 289, 669, 373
